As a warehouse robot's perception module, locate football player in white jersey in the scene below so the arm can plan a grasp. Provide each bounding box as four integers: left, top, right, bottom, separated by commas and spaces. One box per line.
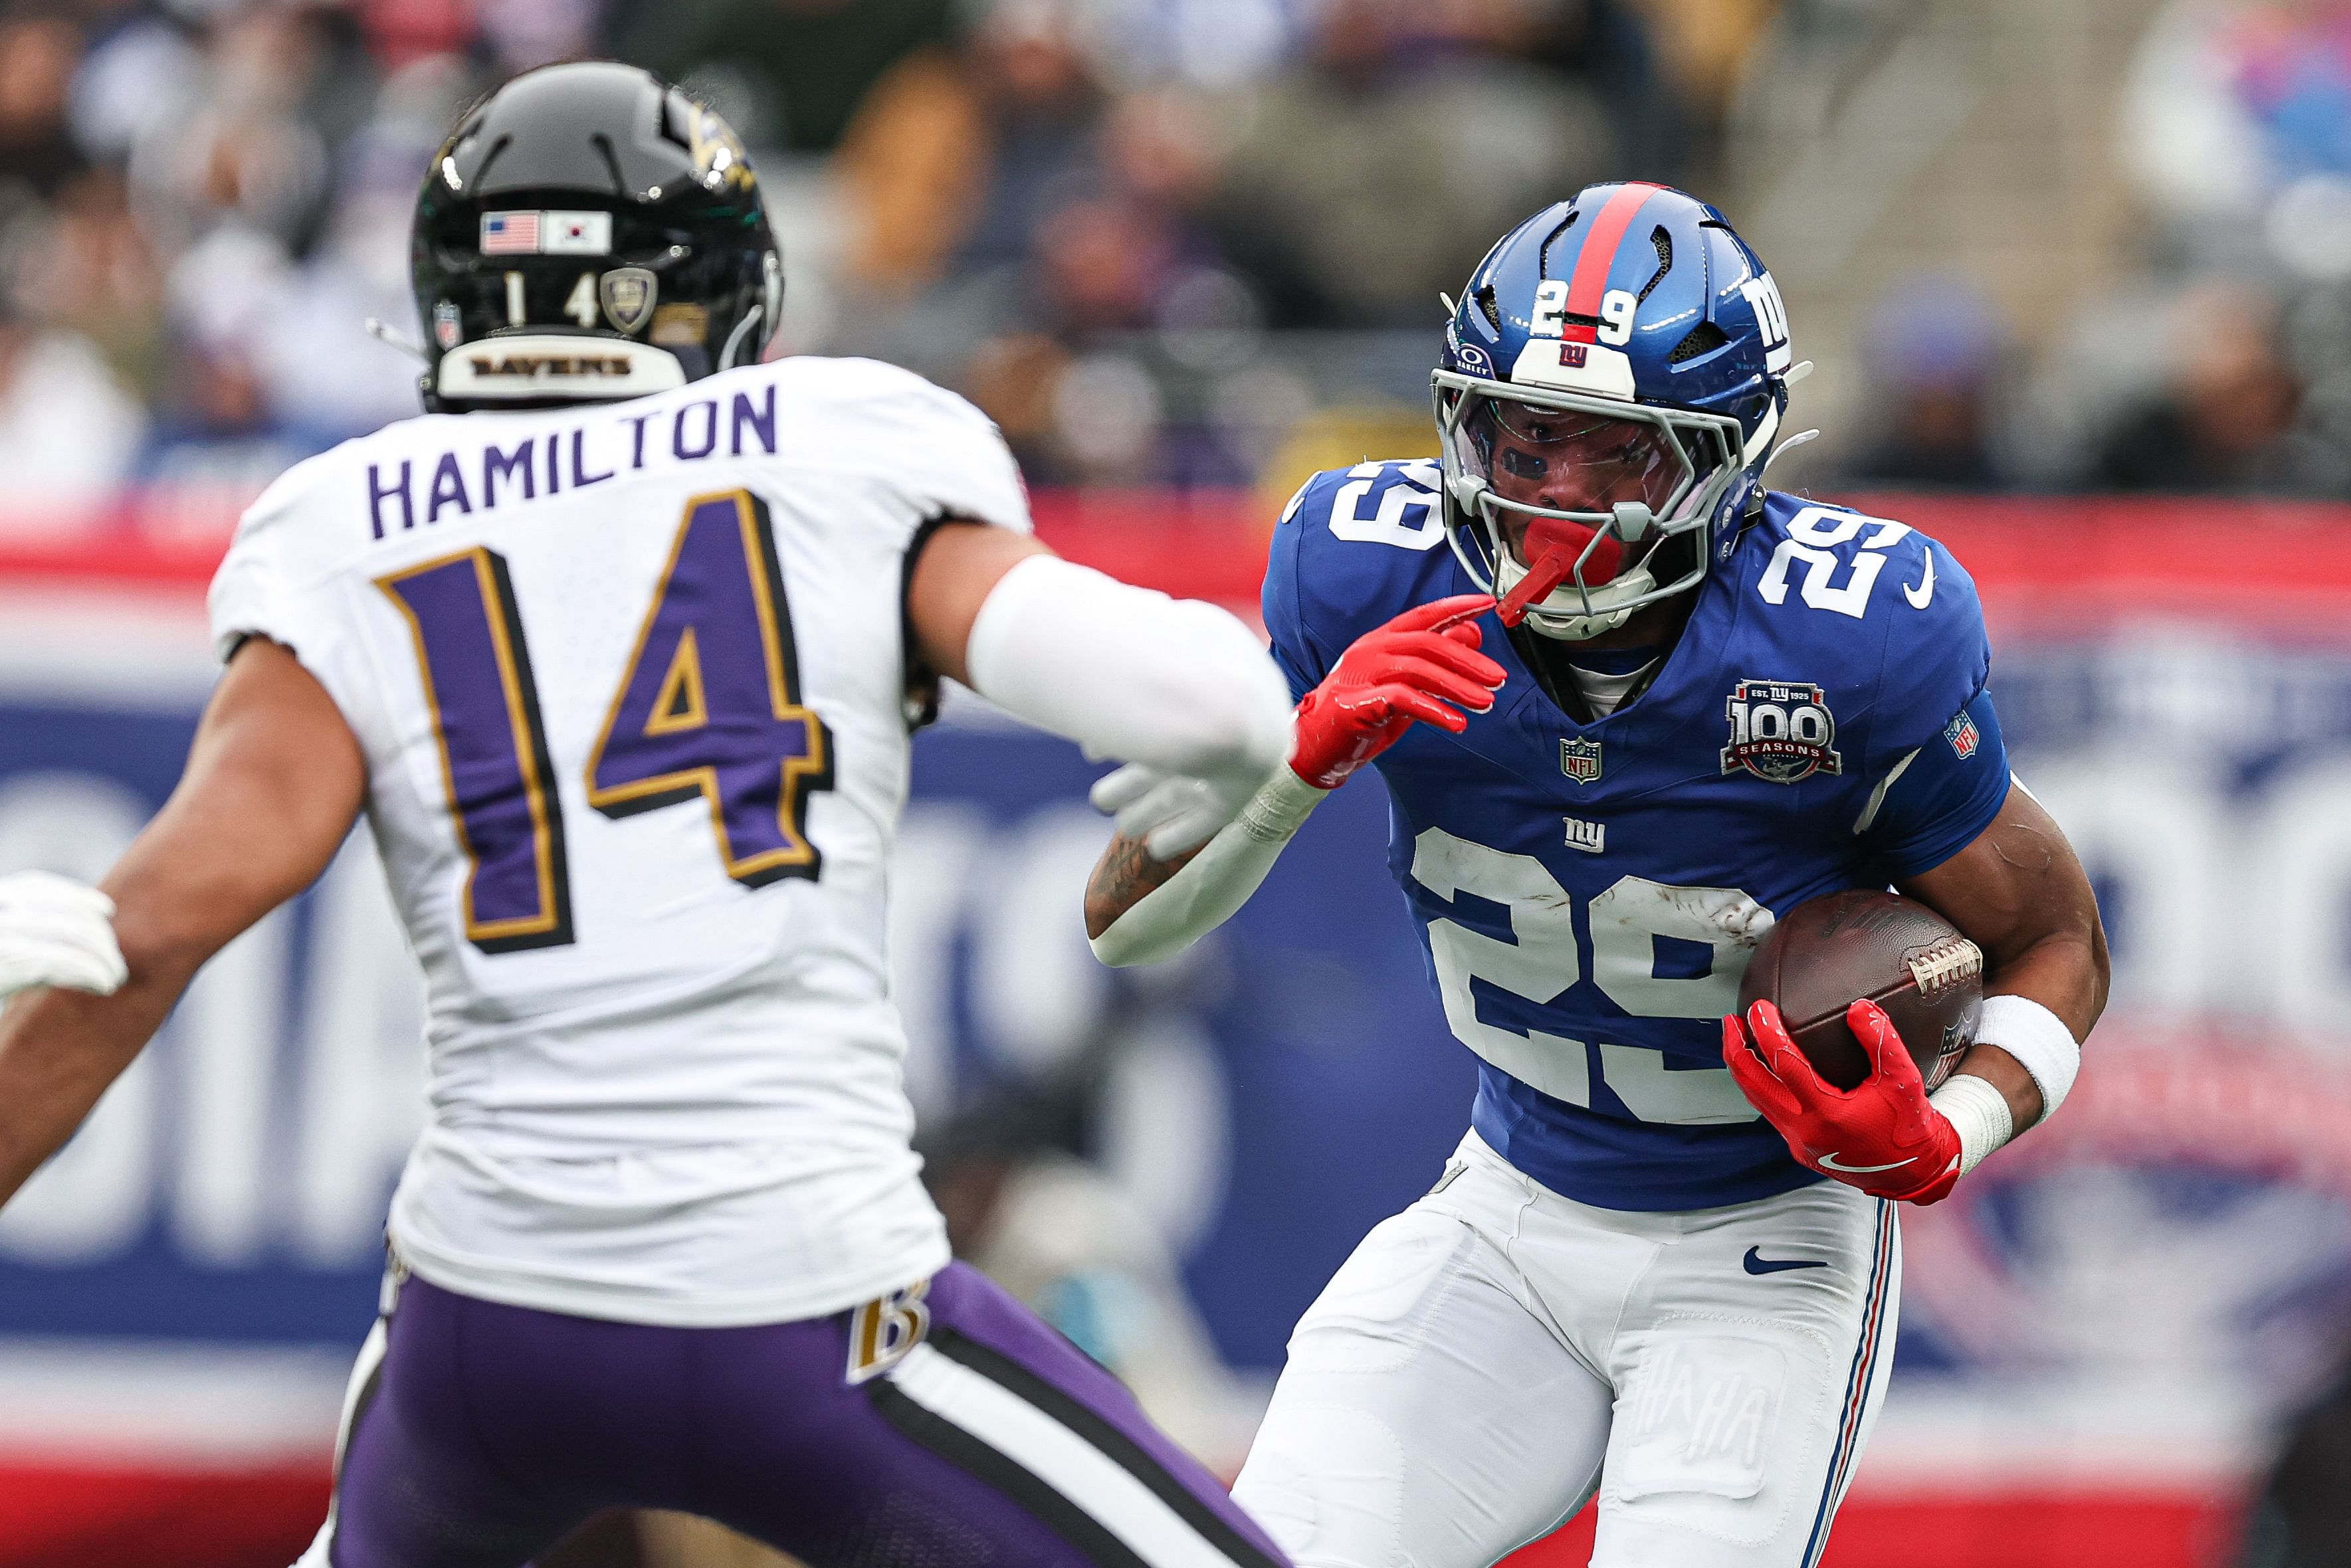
0, 62, 1364, 1568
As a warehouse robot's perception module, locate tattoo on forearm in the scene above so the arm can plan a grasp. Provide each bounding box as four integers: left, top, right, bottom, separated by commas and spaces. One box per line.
1084, 833, 1202, 939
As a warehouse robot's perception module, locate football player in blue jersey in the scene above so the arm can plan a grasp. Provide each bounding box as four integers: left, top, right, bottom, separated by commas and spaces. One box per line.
1084, 182, 2108, 1568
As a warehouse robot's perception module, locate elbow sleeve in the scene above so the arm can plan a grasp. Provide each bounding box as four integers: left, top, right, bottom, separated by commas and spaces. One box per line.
966, 555, 1292, 778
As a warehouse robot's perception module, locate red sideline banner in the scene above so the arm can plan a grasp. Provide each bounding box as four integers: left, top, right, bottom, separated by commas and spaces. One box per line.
0, 1467, 331, 1568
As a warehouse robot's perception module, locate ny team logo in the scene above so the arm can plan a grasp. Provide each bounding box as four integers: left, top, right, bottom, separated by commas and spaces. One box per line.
1560, 735, 1603, 784
1722, 679, 1843, 784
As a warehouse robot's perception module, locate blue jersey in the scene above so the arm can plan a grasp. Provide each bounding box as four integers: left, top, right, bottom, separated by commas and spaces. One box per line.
1263, 460, 2010, 1211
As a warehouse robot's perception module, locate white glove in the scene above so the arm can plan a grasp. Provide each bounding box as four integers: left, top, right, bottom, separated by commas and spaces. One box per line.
1089, 763, 1266, 860
1089, 762, 1328, 966
0, 871, 128, 1001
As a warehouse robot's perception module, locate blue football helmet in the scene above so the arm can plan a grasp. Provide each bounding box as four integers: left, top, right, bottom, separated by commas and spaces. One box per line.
1433, 183, 1795, 638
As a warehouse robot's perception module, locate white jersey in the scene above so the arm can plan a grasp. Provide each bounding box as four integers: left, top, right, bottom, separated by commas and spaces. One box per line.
207, 357, 1031, 1326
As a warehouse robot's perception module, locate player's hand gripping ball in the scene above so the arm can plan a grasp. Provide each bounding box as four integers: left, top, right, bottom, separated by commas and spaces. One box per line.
1736, 888, 1983, 1092
1724, 999, 1963, 1204
1288, 594, 1504, 789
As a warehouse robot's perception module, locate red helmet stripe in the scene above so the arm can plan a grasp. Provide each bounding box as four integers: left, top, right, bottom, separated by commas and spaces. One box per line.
1560, 181, 1667, 340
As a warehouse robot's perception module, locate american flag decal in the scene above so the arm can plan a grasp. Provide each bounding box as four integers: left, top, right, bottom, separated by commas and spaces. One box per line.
481, 211, 541, 254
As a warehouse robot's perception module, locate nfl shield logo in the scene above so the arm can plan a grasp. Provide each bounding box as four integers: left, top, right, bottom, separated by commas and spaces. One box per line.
1944, 709, 1980, 759
1560, 735, 1602, 785
600, 268, 658, 334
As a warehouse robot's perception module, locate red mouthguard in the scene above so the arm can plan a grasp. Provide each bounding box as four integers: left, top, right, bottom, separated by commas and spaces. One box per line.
1495, 521, 1623, 627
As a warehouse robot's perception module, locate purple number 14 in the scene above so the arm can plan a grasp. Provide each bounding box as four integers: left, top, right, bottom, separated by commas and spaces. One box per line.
379, 490, 833, 955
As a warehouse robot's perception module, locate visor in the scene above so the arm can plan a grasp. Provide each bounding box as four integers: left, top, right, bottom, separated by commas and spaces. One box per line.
1469, 401, 1686, 587
1432, 369, 1751, 638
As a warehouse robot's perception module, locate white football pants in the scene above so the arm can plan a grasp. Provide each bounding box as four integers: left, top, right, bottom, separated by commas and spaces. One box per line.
1232, 1130, 1898, 1568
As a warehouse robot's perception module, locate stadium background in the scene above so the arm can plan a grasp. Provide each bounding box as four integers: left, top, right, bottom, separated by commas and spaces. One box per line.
4, 1, 2351, 1565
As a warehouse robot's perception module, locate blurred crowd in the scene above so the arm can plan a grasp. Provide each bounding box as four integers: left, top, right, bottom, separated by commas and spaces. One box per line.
0, 0, 1724, 528
1845, 0, 2351, 500
3, 0, 2351, 539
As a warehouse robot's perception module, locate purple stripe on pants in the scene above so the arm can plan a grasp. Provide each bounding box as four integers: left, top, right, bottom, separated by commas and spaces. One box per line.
318, 1261, 1287, 1568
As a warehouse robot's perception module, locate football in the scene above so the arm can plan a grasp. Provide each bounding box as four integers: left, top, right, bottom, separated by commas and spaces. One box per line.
1736, 889, 1984, 1092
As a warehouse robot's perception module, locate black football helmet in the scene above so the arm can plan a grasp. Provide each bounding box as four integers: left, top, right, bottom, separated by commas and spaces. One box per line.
411, 61, 783, 413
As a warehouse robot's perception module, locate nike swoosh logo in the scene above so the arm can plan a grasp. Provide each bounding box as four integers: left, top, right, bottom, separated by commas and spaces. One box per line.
1904, 550, 1936, 609
1817, 1151, 1916, 1174
1743, 1246, 1828, 1275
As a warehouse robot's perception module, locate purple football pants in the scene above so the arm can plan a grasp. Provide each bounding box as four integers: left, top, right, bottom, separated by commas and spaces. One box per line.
302, 1262, 1287, 1568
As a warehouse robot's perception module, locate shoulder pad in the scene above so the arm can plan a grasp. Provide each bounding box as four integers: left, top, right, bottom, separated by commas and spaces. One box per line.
237, 427, 405, 551
1738, 492, 1989, 763
1742, 492, 1951, 622
792, 353, 952, 406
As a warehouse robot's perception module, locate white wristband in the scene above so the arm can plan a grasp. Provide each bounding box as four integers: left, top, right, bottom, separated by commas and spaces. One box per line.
1928, 1073, 2014, 1177
1974, 993, 2081, 1122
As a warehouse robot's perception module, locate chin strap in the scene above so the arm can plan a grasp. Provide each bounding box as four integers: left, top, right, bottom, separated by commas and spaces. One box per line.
1526, 579, 1650, 640
1496, 548, 1654, 639
718, 304, 766, 371
365, 318, 428, 362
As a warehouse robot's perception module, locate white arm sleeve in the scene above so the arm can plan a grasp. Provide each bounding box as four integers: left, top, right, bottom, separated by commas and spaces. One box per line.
966, 555, 1293, 781
1090, 767, 1325, 967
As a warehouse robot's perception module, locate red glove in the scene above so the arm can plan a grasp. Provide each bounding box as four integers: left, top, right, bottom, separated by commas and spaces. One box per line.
1289, 595, 1506, 788
1722, 998, 1963, 1205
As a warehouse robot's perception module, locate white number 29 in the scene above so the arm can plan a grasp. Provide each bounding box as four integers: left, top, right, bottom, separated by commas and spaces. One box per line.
1409, 827, 1771, 1125
1757, 505, 1914, 619
1327, 460, 1445, 550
